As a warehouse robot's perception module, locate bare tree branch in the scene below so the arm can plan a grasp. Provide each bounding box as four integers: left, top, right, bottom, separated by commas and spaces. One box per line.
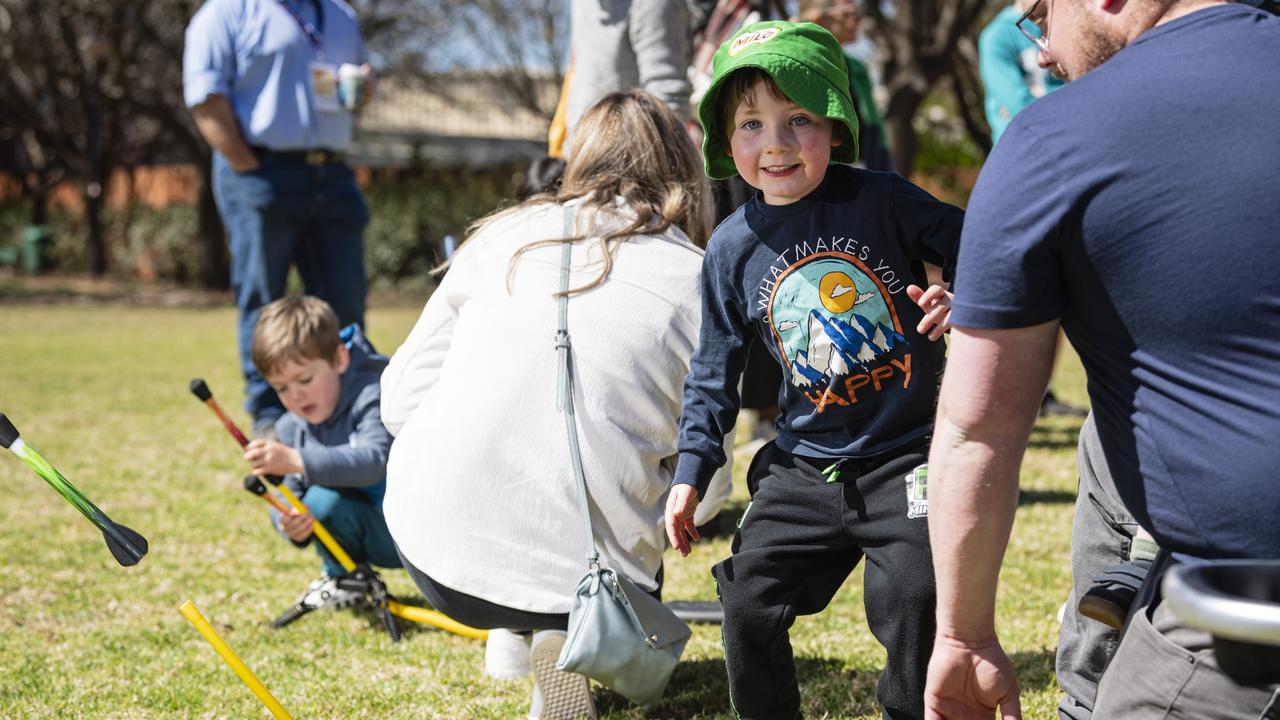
863, 0, 998, 173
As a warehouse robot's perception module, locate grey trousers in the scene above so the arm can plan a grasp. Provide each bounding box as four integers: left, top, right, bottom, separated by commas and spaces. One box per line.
1092, 567, 1280, 718
1061, 415, 1280, 718
1057, 413, 1137, 720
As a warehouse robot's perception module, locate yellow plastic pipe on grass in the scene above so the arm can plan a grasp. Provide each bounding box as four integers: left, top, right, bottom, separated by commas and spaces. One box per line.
387, 599, 489, 640
179, 600, 295, 720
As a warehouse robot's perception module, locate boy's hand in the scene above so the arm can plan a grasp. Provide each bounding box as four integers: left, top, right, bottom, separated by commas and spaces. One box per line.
665, 484, 701, 557
244, 439, 304, 477
907, 283, 954, 342
278, 509, 315, 543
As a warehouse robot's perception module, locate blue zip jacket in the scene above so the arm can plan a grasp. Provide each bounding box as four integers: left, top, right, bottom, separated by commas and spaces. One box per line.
275, 324, 391, 503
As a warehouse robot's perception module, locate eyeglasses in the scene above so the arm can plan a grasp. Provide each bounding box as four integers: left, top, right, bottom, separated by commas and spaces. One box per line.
1016, 0, 1051, 52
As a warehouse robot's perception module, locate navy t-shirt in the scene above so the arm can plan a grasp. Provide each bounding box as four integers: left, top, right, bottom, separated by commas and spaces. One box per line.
675, 165, 963, 495
953, 5, 1280, 559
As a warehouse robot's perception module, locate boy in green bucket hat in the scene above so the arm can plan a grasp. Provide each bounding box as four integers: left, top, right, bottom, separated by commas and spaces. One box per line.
664, 20, 965, 719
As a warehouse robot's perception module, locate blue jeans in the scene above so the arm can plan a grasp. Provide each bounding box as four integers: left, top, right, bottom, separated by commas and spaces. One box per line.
277, 485, 400, 578
212, 152, 370, 422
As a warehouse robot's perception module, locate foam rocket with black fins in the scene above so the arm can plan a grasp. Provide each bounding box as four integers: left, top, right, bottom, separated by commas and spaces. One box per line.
0, 413, 148, 566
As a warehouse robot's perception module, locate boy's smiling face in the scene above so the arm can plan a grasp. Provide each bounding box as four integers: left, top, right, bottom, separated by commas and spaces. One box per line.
264, 345, 349, 425
727, 79, 840, 206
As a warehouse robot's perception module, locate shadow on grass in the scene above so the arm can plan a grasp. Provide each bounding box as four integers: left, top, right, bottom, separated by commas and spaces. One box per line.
697, 501, 747, 542
1029, 422, 1083, 451
1010, 647, 1059, 703
344, 597, 445, 640
596, 647, 1058, 718
1019, 489, 1077, 506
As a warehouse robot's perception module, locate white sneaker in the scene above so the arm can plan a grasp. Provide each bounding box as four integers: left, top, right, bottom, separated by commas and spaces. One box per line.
528, 630, 595, 720
484, 628, 532, 680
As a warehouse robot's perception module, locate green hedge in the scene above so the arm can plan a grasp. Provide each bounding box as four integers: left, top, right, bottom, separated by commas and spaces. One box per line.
0, 165, 523, 289
362, 166, 520, 290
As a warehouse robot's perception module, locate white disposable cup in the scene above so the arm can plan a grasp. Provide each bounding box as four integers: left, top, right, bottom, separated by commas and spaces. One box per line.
338, 64, 365, 110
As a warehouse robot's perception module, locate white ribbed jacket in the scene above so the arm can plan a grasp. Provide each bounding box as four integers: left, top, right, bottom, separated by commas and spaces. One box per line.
381, 199, 732, 614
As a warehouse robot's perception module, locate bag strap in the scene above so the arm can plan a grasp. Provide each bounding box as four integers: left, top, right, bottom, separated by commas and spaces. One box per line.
554, 204, 601, 572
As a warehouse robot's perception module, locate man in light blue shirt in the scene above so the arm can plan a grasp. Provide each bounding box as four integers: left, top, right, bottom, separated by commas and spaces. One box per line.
184, 0, 373, 435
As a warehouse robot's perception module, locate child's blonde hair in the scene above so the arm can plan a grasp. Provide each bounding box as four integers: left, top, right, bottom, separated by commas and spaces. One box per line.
443, 90, 712, 296
251, 295, 342, 375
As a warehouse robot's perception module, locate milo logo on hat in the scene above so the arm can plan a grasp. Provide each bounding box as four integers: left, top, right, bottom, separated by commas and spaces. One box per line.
729, 27, 781, 56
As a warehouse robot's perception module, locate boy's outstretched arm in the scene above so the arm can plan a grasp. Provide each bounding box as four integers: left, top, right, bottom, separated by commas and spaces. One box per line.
891, 176, 965, 281
669, 250, 750, 556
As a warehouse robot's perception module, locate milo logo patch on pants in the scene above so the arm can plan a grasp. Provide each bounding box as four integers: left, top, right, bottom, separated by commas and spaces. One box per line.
905, 464, 928, 519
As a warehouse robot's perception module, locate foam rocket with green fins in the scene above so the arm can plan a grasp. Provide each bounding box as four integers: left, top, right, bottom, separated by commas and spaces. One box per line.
0, 413, 148, 566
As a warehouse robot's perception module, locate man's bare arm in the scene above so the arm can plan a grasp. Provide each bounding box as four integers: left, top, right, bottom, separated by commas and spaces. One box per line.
191, 94, 260, 172
924, 321, 1060, 719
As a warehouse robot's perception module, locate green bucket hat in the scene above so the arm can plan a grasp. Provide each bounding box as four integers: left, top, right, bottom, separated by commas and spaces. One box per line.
697, 20, 859, 180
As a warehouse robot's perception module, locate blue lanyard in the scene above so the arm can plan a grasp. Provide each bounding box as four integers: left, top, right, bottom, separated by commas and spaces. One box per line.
278, 0, 325, 57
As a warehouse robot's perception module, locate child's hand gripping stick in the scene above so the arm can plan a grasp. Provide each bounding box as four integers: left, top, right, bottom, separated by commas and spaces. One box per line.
189, 378, 359, 572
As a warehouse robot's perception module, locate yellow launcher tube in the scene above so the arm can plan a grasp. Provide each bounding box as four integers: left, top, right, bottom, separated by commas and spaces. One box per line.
386, 599, 489, 641
270, 480, 357, 573
269, 481, 488, 643
178, 600, 295, 720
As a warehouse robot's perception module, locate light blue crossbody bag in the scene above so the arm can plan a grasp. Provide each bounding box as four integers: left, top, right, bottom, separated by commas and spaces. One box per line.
551, 206, 692, 707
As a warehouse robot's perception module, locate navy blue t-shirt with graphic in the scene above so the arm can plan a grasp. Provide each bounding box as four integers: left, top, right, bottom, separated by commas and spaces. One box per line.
953, 5, 1280, 559
675, 164, 963, 496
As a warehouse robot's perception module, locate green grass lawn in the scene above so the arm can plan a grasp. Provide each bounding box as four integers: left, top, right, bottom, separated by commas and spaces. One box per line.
0, 303, 1087, 719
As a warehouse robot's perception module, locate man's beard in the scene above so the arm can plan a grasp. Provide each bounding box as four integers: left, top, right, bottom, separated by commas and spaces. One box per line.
1064, 8, 1128, 80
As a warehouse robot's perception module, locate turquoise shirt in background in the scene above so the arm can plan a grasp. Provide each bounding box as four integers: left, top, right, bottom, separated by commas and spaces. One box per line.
183, 0, 369, 151
978, 5, 1064, 144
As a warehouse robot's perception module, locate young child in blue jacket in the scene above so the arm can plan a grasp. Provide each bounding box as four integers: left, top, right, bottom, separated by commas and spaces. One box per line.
244, 295, 401, 612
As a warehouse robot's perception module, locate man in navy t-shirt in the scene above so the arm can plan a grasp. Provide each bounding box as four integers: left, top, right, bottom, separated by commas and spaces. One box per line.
923, 1, 1280, 718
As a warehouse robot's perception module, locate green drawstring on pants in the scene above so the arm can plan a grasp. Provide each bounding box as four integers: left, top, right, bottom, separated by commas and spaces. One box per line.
822, 459, 847, 483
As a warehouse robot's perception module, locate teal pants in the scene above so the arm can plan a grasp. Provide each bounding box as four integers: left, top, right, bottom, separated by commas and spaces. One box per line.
274, 485, 401, 578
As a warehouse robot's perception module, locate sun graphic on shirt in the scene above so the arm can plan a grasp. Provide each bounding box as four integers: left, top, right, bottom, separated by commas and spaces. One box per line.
818, 271, 858, 314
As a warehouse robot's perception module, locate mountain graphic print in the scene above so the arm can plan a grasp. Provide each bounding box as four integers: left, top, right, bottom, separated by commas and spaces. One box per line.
766, 252, 910, 395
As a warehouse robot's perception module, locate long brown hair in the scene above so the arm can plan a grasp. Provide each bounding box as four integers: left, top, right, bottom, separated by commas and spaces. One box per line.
440, 90, 712, 296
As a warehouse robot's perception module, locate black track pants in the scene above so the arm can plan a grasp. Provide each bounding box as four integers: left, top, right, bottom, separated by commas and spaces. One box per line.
713, 441, 936, 720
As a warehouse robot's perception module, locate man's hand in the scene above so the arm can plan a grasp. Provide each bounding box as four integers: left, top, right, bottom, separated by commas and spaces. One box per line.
664, 484, 701, 557
227, 153, 262, 173
244, 439, 304, 477
925, 635, 1021, 720
907, 283, 954, 341
278, 509, 315, 543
